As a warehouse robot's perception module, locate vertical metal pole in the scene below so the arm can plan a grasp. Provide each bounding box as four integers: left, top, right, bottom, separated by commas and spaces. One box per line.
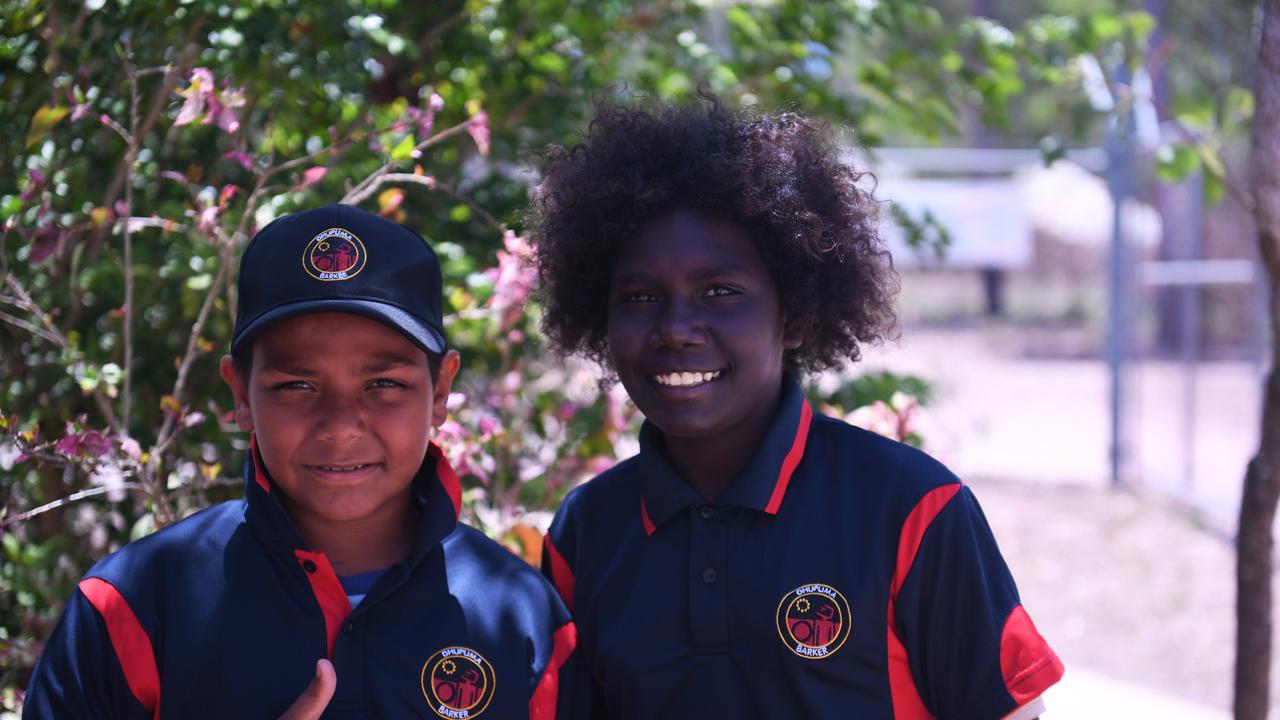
1107, 63, 1135, 489
1179, 171, 1203, 498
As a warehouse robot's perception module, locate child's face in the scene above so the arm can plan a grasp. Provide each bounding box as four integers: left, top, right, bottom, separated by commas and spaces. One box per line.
220, 313, 458, 528
606, 210, 800, 445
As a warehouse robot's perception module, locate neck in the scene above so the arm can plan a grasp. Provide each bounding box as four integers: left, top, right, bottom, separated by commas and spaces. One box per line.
286, 494, 419, 576
661, 381, 785, 499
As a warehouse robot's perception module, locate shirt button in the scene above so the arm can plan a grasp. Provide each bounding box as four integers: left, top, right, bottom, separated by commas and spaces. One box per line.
702, 567, 718, 584
699, 506, 714, 520
301, 559, 318, 573
344, 622, 354, 634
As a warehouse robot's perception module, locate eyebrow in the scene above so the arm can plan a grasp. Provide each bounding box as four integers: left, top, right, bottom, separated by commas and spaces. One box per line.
612, 264, 753, 286
257, 354, 422, 376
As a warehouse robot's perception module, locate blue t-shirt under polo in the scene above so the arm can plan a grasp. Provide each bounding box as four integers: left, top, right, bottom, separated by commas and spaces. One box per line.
543, 375, 1062, 719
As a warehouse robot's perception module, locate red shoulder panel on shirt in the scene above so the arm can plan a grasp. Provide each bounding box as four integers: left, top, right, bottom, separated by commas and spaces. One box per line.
78, 577, 161, 720
543, 533, 576, 612
885, 482, 963, 720
1001, 604, 1065, 704
528, 621, 578, 720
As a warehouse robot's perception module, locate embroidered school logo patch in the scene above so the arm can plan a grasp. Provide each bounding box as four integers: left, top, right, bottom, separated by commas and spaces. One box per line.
302, 227, 367, 281
420, 646, 496, 719
775, 583, 852, 659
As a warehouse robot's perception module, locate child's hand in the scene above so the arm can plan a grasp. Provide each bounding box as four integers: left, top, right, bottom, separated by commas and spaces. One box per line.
278, 658, 336, 720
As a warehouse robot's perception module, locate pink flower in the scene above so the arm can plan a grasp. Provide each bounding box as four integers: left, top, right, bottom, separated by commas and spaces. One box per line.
174, 68, 215, 127
484, 231, 537, 325
119, 437, 142, 461
20, 169, 45, 201
224, 150, 255, 171
174, 68, 245, 134
196, 205, 220, 234
466, 112, 490, 156
297, 166, 328, 190
55, 428, 112, 458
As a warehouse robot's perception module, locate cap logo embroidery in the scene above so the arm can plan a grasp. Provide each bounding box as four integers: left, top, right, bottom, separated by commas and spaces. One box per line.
421, 646, 496, 718
775, 583, 852, 659
302, 227, 367, 281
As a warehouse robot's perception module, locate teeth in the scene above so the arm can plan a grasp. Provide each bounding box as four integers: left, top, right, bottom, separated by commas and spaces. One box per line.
318, 464, 369, 472
654, 370, 721, 387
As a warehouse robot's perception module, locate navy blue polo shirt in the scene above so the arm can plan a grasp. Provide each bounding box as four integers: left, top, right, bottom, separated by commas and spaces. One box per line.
542, 376, 1062, 719
25, 442, 582, 719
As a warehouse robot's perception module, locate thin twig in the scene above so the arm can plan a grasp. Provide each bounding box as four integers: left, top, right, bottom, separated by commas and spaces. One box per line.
0, 309, 62, 344
341, 121, 475, 205
152, 253, 232, 452
358, 173, 506, 231
120, 46, 141, 434
122, 217, 197, 235
3, 272, 122, 434
0, 483, 147, 529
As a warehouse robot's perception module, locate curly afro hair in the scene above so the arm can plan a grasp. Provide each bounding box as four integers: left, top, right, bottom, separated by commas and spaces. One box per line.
528, 96, 897, 375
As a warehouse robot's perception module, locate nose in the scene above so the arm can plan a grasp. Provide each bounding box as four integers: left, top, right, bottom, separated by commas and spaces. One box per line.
652, 297, 705, 349
314, 392, 367, 445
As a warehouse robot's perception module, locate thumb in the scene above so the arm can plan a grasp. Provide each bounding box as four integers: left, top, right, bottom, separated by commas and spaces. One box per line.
279, 658, 337, 720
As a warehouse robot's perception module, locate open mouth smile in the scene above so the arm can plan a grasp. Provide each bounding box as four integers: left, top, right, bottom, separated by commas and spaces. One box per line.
652, 370, 723, 388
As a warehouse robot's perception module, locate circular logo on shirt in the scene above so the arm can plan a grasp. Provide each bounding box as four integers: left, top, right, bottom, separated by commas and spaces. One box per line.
421, 646, 496, 719
775, 583, 852, 659
302, 227, 367, 281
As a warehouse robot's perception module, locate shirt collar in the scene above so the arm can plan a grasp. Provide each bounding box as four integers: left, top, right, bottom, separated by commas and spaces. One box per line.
636, 374, 814, 535
243, 438, 462, 566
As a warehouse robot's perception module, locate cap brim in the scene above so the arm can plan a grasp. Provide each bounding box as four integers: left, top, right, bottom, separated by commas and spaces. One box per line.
231, 299, 447, 355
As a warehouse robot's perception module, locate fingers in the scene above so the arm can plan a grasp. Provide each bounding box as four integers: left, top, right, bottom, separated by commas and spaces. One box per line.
278, 658, 337, 720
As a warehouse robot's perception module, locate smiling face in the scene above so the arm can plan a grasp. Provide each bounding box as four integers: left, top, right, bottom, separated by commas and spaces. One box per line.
220, 313, 458, 532
607, 211, 800, 465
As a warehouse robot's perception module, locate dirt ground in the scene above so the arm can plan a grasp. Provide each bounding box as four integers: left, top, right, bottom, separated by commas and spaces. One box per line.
848, 309, 1270, 714
971, 476, 1273, 715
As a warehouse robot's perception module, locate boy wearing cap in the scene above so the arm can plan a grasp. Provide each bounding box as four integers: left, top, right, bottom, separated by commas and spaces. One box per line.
23, 205, 580, 719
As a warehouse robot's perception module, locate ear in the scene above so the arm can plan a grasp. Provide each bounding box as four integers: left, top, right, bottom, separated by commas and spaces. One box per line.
219, 355, 256, 433
781, 313, 803, 351
430, 349, 462, 428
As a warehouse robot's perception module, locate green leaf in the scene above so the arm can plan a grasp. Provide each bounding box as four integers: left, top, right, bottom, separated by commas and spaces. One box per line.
726, 6, 764, 43
1155, 144, 1201, 182
25, 105, 69, 148
1203, 173, 1224, 204
389, 134, 416, 163
449, 204, 472, 222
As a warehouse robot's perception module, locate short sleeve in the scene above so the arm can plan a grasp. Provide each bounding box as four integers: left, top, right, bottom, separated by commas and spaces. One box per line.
892, 485, 1063, 720
23, 580, 157, 719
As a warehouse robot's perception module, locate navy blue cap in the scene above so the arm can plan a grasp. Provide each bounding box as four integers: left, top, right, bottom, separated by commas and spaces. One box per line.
231, 204, 446, 354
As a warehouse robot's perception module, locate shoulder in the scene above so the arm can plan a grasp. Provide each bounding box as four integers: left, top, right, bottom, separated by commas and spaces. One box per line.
87, 500, 247, 588
442, 525, 565, 607
548, 455, 642, 540
805, 412, 961, 510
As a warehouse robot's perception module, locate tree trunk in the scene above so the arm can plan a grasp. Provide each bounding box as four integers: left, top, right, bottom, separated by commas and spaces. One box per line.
1236, 1, 1280, 718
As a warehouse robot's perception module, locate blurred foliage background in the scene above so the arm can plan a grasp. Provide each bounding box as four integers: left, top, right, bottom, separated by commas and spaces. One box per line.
0, 0, 1256, 711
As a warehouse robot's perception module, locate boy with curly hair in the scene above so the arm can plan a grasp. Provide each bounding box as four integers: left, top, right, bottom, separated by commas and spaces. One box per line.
531, 98, 1062, 719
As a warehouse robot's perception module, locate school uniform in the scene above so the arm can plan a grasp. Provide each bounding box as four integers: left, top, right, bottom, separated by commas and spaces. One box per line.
25, 443, 579, 720
542, 375, 1061, 719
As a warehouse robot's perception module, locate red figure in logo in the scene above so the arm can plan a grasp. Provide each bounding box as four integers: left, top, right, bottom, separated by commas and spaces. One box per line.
434, 667, 484, 710
787, 600, 841, 647
312, 240, 358, 273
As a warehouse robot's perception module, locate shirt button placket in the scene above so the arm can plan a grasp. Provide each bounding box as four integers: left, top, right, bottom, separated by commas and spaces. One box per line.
688, 503, 729, 650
